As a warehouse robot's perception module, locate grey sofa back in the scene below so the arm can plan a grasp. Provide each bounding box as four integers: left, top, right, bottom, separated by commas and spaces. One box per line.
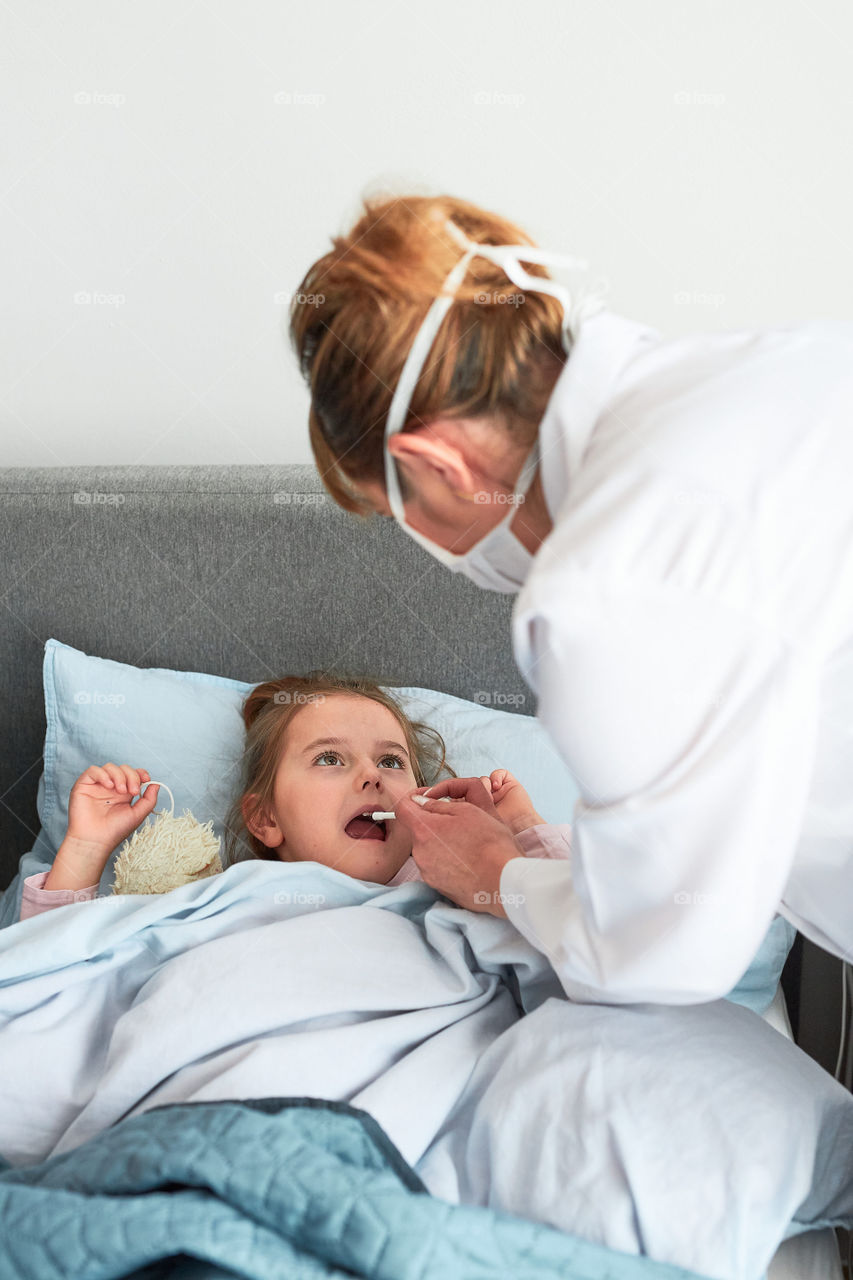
0, 464, 534, 889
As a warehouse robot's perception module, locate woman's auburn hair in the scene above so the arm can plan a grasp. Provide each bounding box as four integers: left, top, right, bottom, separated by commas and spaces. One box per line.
289, 191, 568, 516
223, 671, 457, 866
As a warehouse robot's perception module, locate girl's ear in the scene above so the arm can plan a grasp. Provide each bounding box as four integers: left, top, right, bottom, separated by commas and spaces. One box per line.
241, 792, 283, 849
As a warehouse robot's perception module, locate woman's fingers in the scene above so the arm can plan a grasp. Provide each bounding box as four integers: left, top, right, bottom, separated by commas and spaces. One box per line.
423, 778, 467, 798
421, 776, 496, 814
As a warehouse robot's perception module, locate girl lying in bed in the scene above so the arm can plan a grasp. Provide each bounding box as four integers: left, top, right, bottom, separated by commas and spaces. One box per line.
19, 673, 566, 919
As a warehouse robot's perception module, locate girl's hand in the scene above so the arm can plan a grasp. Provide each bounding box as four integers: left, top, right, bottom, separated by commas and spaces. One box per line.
426, 769, 544, 835
66, 763, 160, 853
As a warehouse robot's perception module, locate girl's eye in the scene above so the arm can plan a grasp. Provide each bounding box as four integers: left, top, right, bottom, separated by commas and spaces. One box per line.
312, 751, 406, 769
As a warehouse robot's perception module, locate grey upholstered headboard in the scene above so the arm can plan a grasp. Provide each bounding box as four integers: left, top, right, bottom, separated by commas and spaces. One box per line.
0, 464, 534, 891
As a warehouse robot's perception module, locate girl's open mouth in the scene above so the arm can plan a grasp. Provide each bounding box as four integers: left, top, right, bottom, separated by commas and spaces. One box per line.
344, 813, 387, 842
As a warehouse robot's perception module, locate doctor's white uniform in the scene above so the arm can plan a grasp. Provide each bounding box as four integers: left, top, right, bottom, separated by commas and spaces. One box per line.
501, 309, 853, 1003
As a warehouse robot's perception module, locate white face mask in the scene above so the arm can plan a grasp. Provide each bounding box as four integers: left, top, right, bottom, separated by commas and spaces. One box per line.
382, 217, 602, 593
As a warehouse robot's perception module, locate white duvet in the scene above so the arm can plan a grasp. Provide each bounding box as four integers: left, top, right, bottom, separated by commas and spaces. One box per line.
1, 859, 850, 1280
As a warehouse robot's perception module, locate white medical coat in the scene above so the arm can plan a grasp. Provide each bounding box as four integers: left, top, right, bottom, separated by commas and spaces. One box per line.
502, 308, 853, 1003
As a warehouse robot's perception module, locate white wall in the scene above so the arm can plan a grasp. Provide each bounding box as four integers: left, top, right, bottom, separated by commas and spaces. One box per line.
1, 0, 851, 467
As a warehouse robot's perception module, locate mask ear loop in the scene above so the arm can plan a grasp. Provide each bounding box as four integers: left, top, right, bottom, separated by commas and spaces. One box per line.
383, 245, 478, 518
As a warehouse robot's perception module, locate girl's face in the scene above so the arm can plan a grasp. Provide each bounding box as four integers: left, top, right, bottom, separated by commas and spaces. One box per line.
243, 693, 420, 883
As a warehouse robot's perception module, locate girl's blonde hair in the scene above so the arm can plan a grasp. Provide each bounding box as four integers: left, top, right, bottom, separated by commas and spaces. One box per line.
288, 192, 567, 515
223, 671, 457, 866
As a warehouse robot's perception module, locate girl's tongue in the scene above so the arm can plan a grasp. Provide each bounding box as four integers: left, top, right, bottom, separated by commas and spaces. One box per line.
344, 816, 386, 842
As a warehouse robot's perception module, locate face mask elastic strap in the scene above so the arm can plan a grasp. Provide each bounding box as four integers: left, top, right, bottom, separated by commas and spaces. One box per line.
443, 218, 591, 353
445, 219, 588, 273
384, 245, 479, 505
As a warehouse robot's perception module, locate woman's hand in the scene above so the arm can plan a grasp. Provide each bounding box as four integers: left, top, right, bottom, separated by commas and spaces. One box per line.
45, 764, 161, 892
425, 769, 545, 836
394, 778, 524, 916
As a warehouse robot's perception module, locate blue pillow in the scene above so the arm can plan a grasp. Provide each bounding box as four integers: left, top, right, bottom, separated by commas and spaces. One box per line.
34, 639, 583, 861
1, 637, 796, 1017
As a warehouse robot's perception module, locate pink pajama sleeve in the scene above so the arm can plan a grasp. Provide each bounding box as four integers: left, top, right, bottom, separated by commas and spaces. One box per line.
513, 822, 572, 859
19, 871, 99, 921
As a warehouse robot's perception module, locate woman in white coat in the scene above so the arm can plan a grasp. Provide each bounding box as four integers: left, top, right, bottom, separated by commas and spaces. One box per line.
289, 193, 853, 1004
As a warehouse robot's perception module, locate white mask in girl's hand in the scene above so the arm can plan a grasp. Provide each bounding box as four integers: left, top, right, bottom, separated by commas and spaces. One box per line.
381, 218, 603, 594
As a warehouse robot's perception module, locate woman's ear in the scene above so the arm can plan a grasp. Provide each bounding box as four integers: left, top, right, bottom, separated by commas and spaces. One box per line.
388, 426, 476, 494
241, 792, 283, 849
